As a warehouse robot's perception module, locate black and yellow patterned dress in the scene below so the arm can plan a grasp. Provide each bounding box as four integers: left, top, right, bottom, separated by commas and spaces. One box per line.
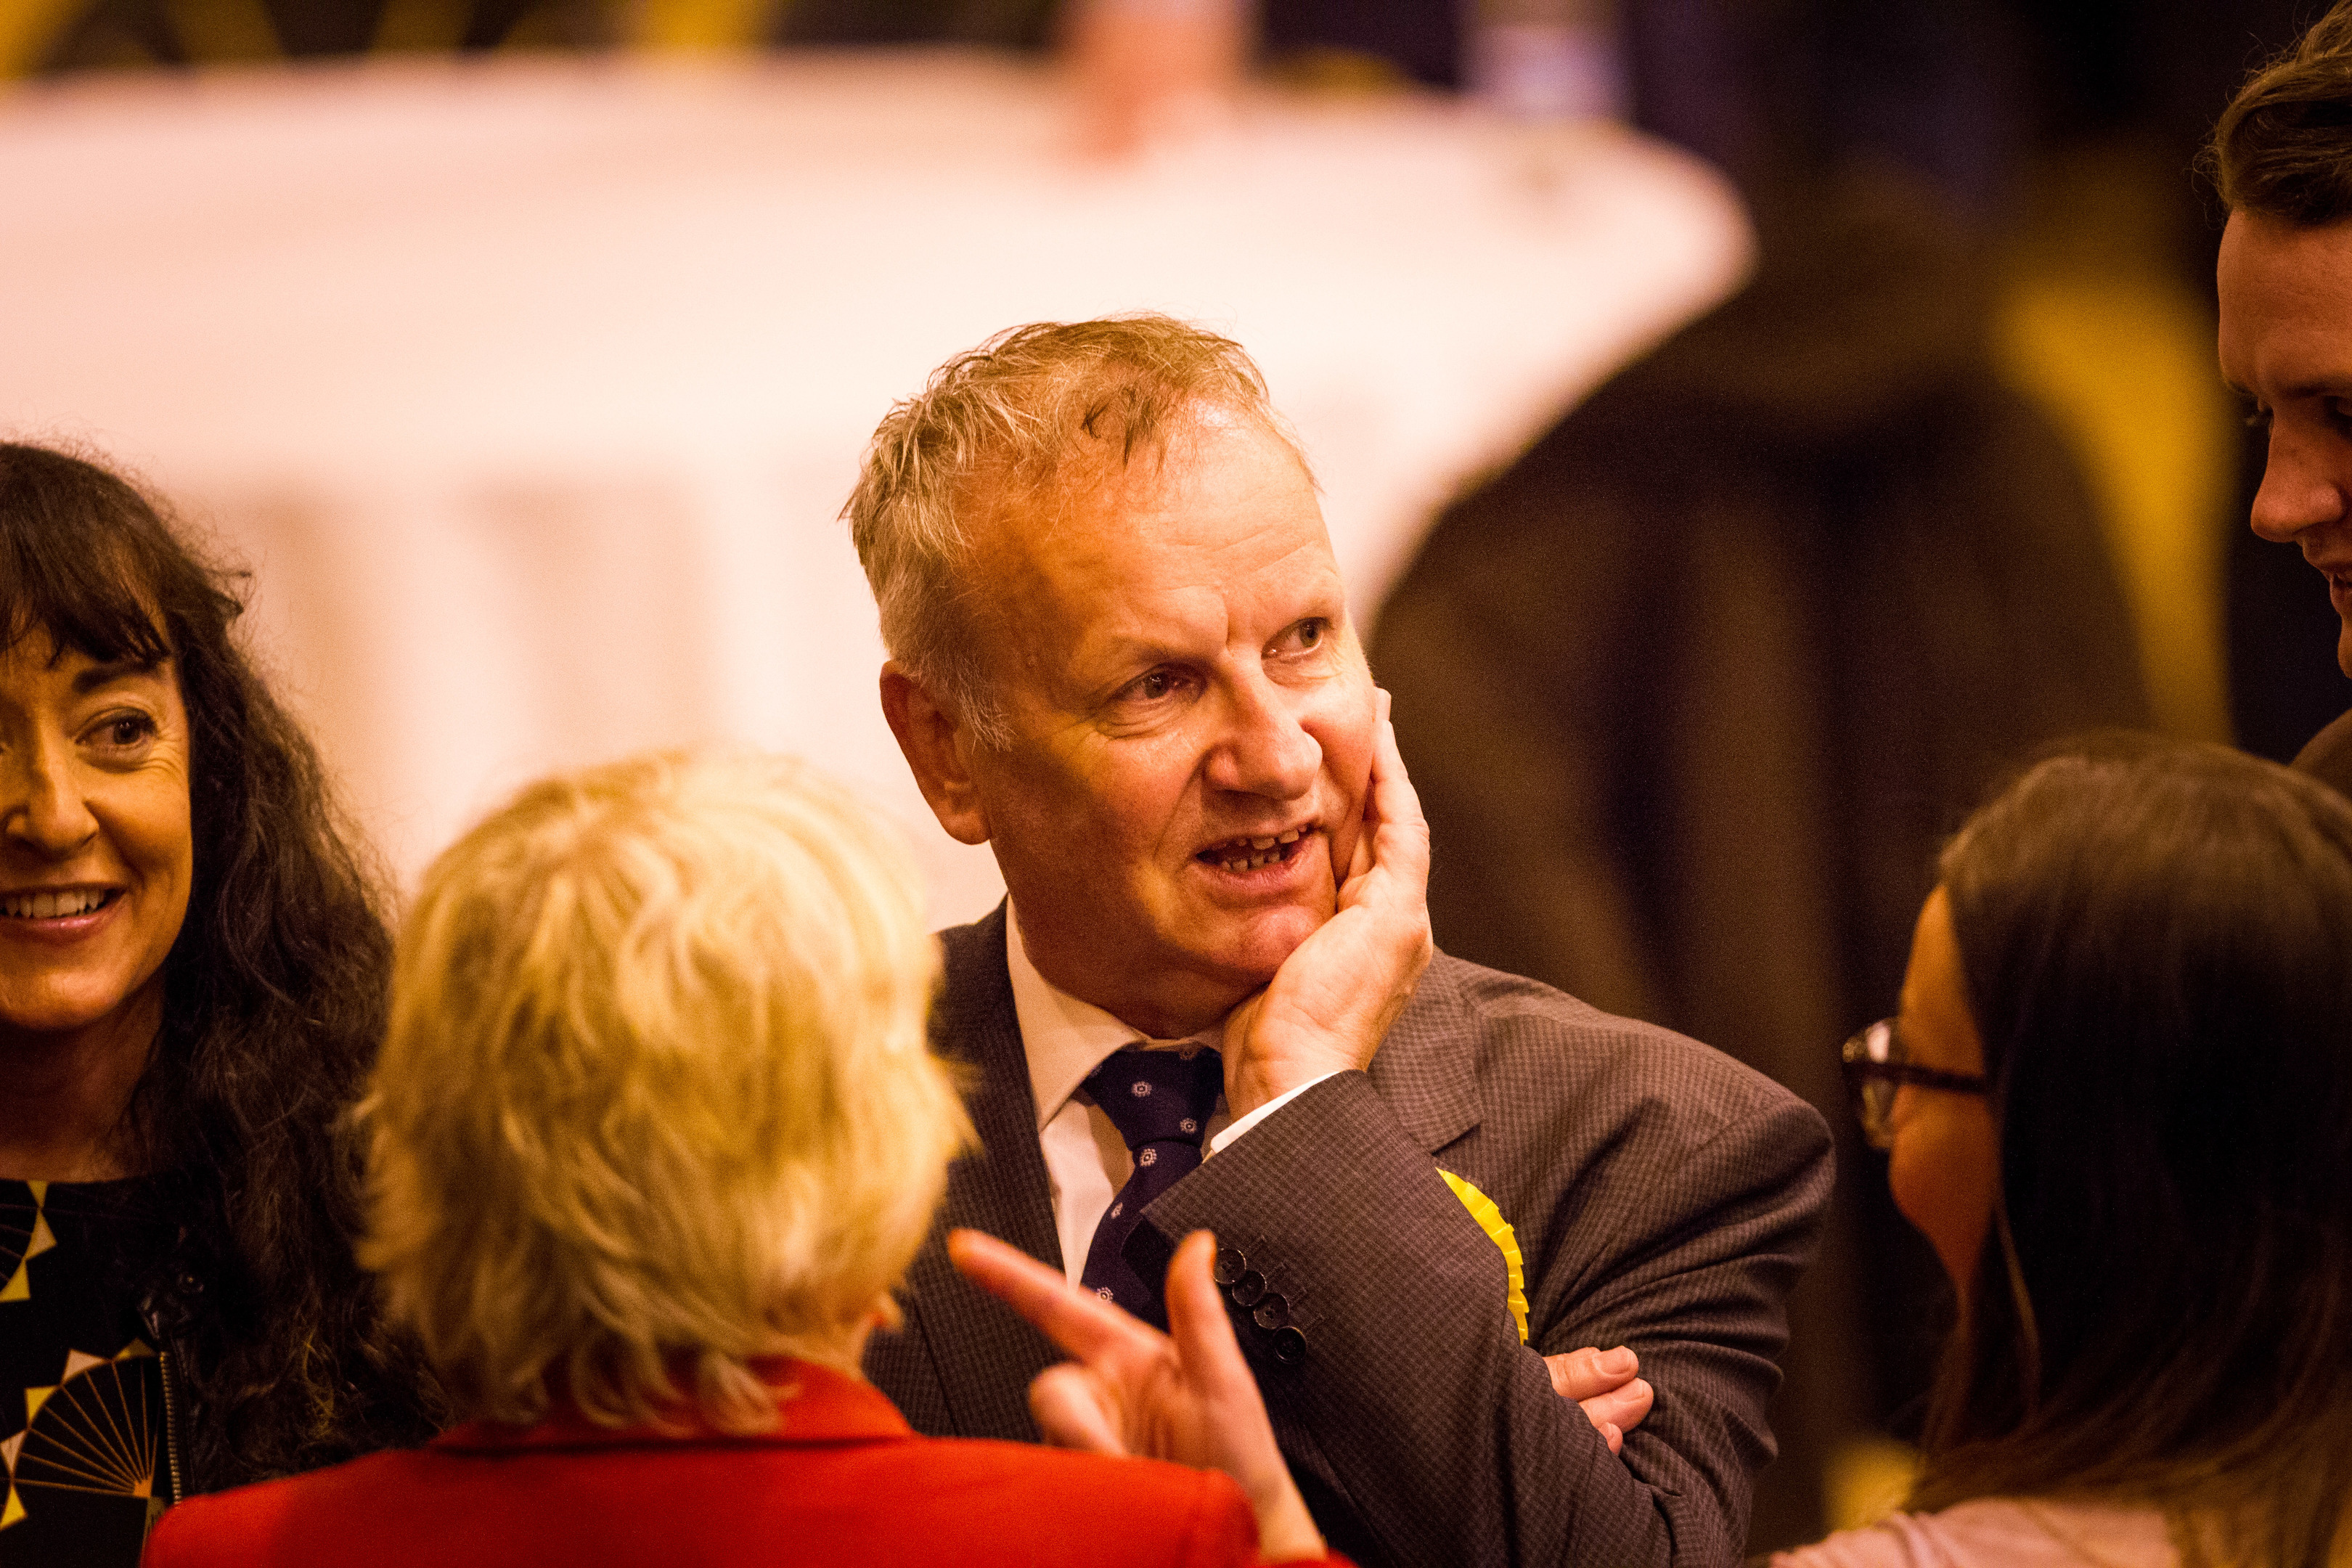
0, 1178, 180, 1568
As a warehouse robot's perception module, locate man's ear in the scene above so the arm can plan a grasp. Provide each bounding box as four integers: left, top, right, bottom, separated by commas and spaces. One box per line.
880, 662, 992, 846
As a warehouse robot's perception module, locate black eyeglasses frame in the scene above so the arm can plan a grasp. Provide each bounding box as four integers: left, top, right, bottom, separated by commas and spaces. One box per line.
1839, 1018, 1988, 1149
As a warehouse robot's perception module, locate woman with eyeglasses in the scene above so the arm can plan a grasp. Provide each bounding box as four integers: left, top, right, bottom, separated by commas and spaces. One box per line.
1783, 738, 2352, 1568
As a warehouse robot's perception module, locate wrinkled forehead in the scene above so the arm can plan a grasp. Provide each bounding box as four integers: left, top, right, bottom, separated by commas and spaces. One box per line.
976, 398, 1313, 542
957, 404, 1333, 678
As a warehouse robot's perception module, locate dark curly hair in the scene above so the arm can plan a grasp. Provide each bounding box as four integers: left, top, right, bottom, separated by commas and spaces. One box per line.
1911, 738, 2352, 1568
0, 442, 438, 1487
2207, 0, 2352, 223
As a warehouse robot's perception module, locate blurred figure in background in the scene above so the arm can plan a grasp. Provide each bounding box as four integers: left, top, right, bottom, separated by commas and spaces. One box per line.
2214, 0, 2352, 799
1373, 152, 2147, 1546
0, 445, 435, 1564
144, 749, 1344, 1567
1777, 740, 2352, 1567
1371, 0, 2153, 1542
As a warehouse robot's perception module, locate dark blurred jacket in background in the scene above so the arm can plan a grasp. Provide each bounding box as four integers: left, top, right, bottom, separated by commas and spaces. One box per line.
1373, 168, 2150, 1548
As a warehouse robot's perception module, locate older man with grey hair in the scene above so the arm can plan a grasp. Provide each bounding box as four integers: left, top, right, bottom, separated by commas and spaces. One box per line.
850, 313, 1832, 1567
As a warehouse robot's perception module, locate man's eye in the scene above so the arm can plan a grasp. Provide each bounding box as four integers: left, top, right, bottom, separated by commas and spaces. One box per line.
2246, 404, 2274, 431
1128, 669, 1177, 702
1276, 618, 1328, 655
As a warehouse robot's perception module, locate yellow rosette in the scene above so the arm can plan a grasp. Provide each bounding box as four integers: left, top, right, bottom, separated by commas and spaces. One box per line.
1439, 1169, 1530, 1343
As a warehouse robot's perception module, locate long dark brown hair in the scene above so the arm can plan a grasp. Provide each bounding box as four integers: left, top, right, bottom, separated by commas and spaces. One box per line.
0, 442, 436, 1487
1913, 738, 2352, 1566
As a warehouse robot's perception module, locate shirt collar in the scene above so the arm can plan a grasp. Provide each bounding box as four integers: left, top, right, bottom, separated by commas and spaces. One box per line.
1006, 900, 1151, 1133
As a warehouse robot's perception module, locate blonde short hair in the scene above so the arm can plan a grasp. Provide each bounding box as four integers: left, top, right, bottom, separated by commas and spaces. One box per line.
360, 750, 968, 1434
844, 312, 1305, 748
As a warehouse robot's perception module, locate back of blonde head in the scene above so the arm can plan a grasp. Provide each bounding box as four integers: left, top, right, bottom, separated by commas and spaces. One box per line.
362, 751, 968, 1434
844, 312, 1302, 746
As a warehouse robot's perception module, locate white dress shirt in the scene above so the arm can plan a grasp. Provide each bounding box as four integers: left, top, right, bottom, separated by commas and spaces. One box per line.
1005, 903, 1331, 1285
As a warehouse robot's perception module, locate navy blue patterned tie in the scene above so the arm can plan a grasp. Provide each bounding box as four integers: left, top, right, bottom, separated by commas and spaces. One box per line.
1078, 1046, 1224, 1322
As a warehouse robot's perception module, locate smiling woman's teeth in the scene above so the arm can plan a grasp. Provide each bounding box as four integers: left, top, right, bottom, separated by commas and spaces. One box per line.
0, 889, 110, 920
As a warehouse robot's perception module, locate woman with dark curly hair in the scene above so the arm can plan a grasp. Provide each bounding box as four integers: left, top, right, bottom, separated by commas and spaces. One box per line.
0, 443, 436, 1565
1776, 739, 2352, 1568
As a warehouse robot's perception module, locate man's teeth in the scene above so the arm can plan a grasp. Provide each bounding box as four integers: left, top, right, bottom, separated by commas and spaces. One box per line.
0, 889, 109, 920
1211, 829, 1304, 871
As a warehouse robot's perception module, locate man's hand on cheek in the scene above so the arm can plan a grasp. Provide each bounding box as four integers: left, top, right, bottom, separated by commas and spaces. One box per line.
1222, 688, 1432, 1119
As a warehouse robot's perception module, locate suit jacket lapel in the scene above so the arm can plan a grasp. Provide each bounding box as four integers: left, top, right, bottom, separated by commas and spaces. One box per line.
890, 905, 1064, 1440
879, 919, 1481, 1440
1365, 954, 1484, 1155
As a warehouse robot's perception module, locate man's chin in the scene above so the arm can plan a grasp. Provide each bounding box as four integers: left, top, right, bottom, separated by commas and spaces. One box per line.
1202, 903, 1328, 987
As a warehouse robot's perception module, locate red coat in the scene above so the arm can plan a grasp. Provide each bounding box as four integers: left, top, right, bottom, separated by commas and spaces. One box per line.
141, 1360, 1337, 1568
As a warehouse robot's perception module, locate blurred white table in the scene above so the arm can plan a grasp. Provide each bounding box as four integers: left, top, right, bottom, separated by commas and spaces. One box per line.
0, 53, 1747, 923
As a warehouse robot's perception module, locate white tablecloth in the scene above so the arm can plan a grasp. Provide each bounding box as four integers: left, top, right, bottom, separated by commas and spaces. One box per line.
0, 53, 1748, 923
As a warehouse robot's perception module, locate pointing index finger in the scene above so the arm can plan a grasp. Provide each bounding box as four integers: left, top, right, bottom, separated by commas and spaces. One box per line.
948, 1228, 1162, 1362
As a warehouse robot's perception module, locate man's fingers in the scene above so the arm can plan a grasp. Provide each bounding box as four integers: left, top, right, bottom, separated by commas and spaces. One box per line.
1543, 1345, 1639, 1402
1544, 1347, 1604, 1401
1346, 690, 1395, 886
1339, 687, 1431, 929
1219, 992, 1267, 1094
949, 1228, 1157, 1362
1363, 690, 1429, 878
1331, 688, 1392, 891
1347, 804, 1376, 883
1542, 1347, 1653, 1451
1580, 1379, 1654, 1444
1029, 1365, 1129, 1456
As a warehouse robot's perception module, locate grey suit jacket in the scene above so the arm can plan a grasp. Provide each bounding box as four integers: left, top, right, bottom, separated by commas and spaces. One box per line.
865, 906, 1834, 1567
